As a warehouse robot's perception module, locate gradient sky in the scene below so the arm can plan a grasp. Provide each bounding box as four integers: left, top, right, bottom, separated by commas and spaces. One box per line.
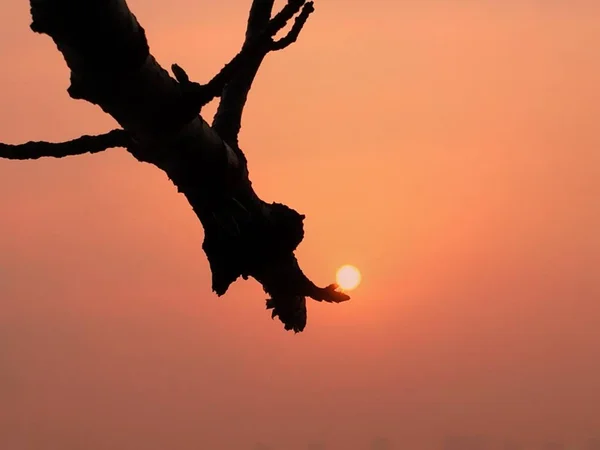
1, 1, 599, 449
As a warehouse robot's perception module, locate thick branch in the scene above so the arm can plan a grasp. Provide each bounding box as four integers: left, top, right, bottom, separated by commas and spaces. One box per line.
0, 129, 129, 160
20, 0, 348, 333
211, 54, 265, 146
246, 0, 275, 40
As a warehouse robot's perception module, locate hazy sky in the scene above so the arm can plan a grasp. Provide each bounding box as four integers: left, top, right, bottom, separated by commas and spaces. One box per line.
1, 1, 599, 449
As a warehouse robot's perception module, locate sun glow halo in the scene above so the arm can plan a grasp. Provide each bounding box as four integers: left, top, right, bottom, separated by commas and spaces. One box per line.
336, 265, 362, 291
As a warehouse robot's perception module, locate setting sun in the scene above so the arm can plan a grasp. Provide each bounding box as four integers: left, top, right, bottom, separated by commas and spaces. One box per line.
336, 265, 362, 291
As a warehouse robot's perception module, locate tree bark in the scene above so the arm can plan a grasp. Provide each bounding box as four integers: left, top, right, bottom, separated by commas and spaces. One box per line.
1, 0, 349, 332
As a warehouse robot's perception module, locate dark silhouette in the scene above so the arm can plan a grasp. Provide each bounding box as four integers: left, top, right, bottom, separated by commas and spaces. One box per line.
0, 0, 350, 332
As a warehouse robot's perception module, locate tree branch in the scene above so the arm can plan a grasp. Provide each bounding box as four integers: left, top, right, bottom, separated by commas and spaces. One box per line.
0, 129, 129, 160
271, 2, 314, 51
246, 0, 275, 40
18, 0, 347, 333
212, 0, 315, 146
168, 1, 315, 135
266, 0, 310, 37
170, 39, 265, 112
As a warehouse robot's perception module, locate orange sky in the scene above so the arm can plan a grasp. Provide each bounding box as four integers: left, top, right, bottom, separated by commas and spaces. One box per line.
1, 1, 599, 449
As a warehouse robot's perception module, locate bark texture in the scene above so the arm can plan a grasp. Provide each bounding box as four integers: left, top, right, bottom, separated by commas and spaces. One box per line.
1, 0, 349, 332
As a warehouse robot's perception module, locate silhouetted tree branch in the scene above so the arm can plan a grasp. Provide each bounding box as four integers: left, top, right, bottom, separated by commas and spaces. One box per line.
212, 0, 315, 146
0, 129, 129, 160
271, 3, 315, 51
0, 0, 348, 333
170, 0, 315, 132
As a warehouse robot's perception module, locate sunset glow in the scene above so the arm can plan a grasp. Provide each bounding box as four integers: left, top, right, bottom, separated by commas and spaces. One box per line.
336, 265, 362, 291
1, 1, 599, 449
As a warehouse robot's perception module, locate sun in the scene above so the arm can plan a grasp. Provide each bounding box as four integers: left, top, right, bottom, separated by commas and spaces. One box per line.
336, 265, 362, 291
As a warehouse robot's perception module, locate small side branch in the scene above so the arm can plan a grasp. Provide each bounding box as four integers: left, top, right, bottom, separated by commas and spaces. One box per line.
0, 129, 130, 160
266, 0, 312, 38
270, 2, 314, 51
170, 40, 265, 110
